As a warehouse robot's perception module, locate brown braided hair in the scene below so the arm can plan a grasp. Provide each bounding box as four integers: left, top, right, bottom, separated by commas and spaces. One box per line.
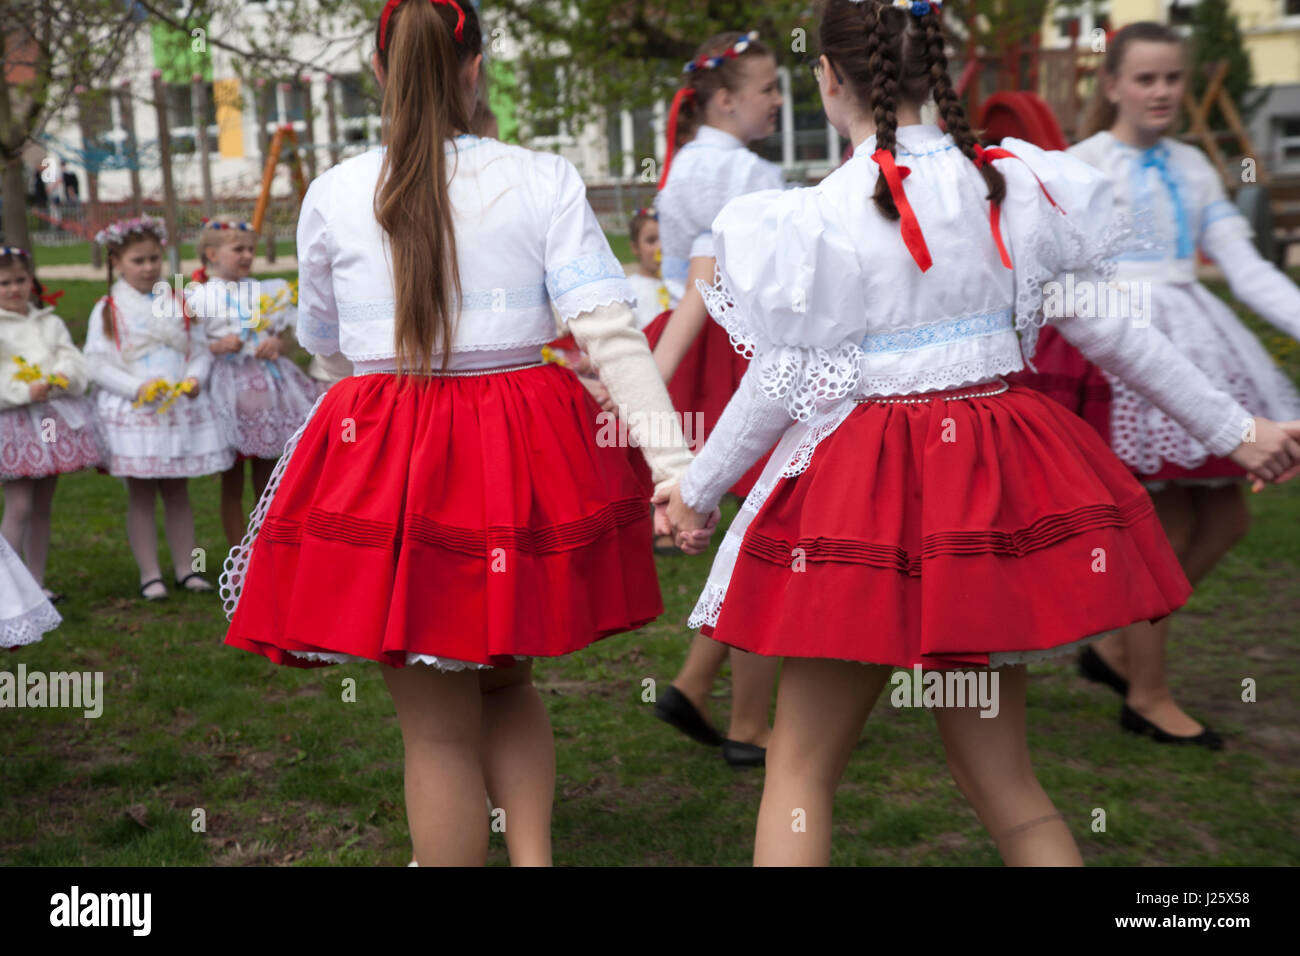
818, 0, 1005, 219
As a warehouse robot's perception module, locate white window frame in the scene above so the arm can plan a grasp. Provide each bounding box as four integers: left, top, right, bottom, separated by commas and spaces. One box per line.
1049, 1, 1112, 49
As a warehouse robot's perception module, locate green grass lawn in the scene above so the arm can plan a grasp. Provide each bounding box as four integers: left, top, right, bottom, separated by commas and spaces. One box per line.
1, 275, 1297, 866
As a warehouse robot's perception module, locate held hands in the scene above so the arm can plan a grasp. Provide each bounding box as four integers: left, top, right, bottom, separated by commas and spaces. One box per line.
650, 481, 721, 556
182, 377, 200, 398
28, 380, 50, 402
1238, 418, 1300, 491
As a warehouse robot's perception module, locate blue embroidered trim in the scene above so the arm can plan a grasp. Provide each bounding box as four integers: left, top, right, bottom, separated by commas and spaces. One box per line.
337, 285, 550, 323
861, 309, 1013, 354
661, 257, 690, 280
546, 252, 626, 299
299, 315, 338, 342
897, 142, 956, 158
1201, 198, 1244, 232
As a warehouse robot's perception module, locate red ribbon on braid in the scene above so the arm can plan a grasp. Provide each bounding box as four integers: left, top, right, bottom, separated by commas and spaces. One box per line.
658, 87, 697, 191
379, 0, 466, 50
972, 144, 1063, 270
38, 289, 64, 307
872, 148, 932, 272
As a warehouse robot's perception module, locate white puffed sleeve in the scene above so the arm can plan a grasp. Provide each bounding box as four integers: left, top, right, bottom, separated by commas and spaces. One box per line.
687, 156, 785, 260
84, 299, 148, 400
993, 137, 1127, 361
1192, 153, 1300, 342
294, 171, 341, 357
697, 187, 867, 422
543, 155, 635, 325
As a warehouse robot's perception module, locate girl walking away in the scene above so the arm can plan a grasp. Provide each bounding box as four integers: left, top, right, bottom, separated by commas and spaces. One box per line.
186, 219, 318, 550
1015, 22, 1300, 748
654, 0, 1300, 865
0, 247, 102, 604
220, 0, 699, 866
85, 217, 235, 600
646, 30, 787, 768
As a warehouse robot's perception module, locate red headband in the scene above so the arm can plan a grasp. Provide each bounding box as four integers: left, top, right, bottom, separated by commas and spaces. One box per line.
379, 0, 466, 50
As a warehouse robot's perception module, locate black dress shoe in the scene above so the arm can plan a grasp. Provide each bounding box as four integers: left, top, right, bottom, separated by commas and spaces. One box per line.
1078, 645, 1129, 697
1120, 704, 1223, 750
722, 739, 766, 769
653, 685, 723, 747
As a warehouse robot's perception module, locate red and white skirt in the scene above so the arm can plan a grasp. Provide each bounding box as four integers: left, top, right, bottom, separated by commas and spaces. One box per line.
209, 353, 321, 460
220, 362, 662, 669
687, 379, 1192, 669
0, 396, 104, 482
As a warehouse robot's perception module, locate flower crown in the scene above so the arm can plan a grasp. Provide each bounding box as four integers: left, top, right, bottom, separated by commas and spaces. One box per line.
94, 215, 168, 248
201, 217, 254, 232
884, 0, 942, 14
0, 246, 30, 259
683, 31, 759, 74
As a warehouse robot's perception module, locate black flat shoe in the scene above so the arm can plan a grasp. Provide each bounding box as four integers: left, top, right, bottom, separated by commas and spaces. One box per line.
41, 588, 66, 605
1120, 704, 1223, 750
139, 577, 168, 602
653, 685, 724, 747
175, 572, 214, 592
722, 739, 766, 769
1078, 645, 1129, 697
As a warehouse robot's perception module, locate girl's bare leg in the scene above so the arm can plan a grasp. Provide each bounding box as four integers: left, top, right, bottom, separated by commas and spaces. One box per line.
478, 662, 554, 866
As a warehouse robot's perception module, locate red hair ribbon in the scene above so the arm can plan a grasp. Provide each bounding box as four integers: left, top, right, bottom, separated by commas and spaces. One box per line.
872, 149, 931, 272
972, 144, 1063, 270
38, 289, 64, 306
379, 0, 466, 50
658, 87, 697, 191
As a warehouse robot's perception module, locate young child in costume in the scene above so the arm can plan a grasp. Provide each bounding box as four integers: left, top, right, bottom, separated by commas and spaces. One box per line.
626, 208, 677, 331
1013, 22, 1300, 748
85, 216, 234, 600
220, 0, 703, 866
655, 0, 1300, 865
186, 219, 318, 549
646, 30, 787, 769
0, 247, 102, 603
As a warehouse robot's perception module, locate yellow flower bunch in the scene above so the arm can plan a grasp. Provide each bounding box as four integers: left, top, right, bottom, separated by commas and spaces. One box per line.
12, 356, 68, 389
255, 283, 295, 332
133, 379, 194, 414
657, 284, 671, 312
540, 345, 570, 368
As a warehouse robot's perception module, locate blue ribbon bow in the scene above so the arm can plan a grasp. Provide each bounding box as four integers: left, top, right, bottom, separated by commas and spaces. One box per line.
1140, 143, 1193, 259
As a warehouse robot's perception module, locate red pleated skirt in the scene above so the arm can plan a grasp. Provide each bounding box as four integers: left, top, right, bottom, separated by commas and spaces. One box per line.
1009, 326, 1245, 483
701, 382, 1192, 668
223, 364, 662, 668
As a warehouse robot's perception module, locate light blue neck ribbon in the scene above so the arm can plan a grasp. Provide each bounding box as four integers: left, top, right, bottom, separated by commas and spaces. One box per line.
223, 283, 283, 383
1140, 143, 1193, 259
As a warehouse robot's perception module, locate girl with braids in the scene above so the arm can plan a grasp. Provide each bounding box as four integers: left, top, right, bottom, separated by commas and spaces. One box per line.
84, 217, 233, 601
0, 247, 101, 605
654, 0, 1300, 865
1012, 22, 1300, 749
645, 30, 785, 769
220, 0, 703, 866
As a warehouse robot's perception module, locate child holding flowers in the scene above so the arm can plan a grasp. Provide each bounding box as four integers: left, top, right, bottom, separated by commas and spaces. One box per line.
186, 218, 317, 549
0, 246, 102, 603
85, 217, 235, 600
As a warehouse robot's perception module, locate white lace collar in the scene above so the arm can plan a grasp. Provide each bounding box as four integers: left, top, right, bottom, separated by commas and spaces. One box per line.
857, 123, 953, 158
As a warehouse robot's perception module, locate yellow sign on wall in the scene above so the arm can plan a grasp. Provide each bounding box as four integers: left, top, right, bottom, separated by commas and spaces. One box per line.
215, 77, 244, 159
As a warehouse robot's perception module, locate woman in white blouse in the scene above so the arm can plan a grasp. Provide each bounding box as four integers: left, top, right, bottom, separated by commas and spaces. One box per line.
655, 0, 1299, 866
220, 0, 704, 866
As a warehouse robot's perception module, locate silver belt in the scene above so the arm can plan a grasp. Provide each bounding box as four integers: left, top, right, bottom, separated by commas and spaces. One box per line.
360, 360, 547, 378
852, 378, 1010, 405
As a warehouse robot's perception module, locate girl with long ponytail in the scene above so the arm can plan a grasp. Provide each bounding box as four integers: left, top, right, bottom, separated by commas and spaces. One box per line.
219, 0, 704, 865
654, 0, 1300, 865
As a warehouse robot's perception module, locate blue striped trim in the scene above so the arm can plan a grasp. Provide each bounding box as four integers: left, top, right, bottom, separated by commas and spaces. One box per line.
1201, 198, 1244, 231
861, 309, 1013, 354
545, 252, 626, 299
897, 142, 957, 158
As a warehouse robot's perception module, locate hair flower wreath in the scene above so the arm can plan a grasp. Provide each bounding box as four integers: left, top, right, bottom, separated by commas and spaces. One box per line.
94, 215, 168, 248
200, 217, 253, 232
683, 31, 759, 74
853, 0, 942, 13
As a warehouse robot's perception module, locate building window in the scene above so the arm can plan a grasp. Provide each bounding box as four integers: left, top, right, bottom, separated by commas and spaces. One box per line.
335, 73, 380, 146
1274, 116, 1300, 171
1051, 1, 1111, 45
1167, 0, 1200, 27
166, 82, 217, 155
